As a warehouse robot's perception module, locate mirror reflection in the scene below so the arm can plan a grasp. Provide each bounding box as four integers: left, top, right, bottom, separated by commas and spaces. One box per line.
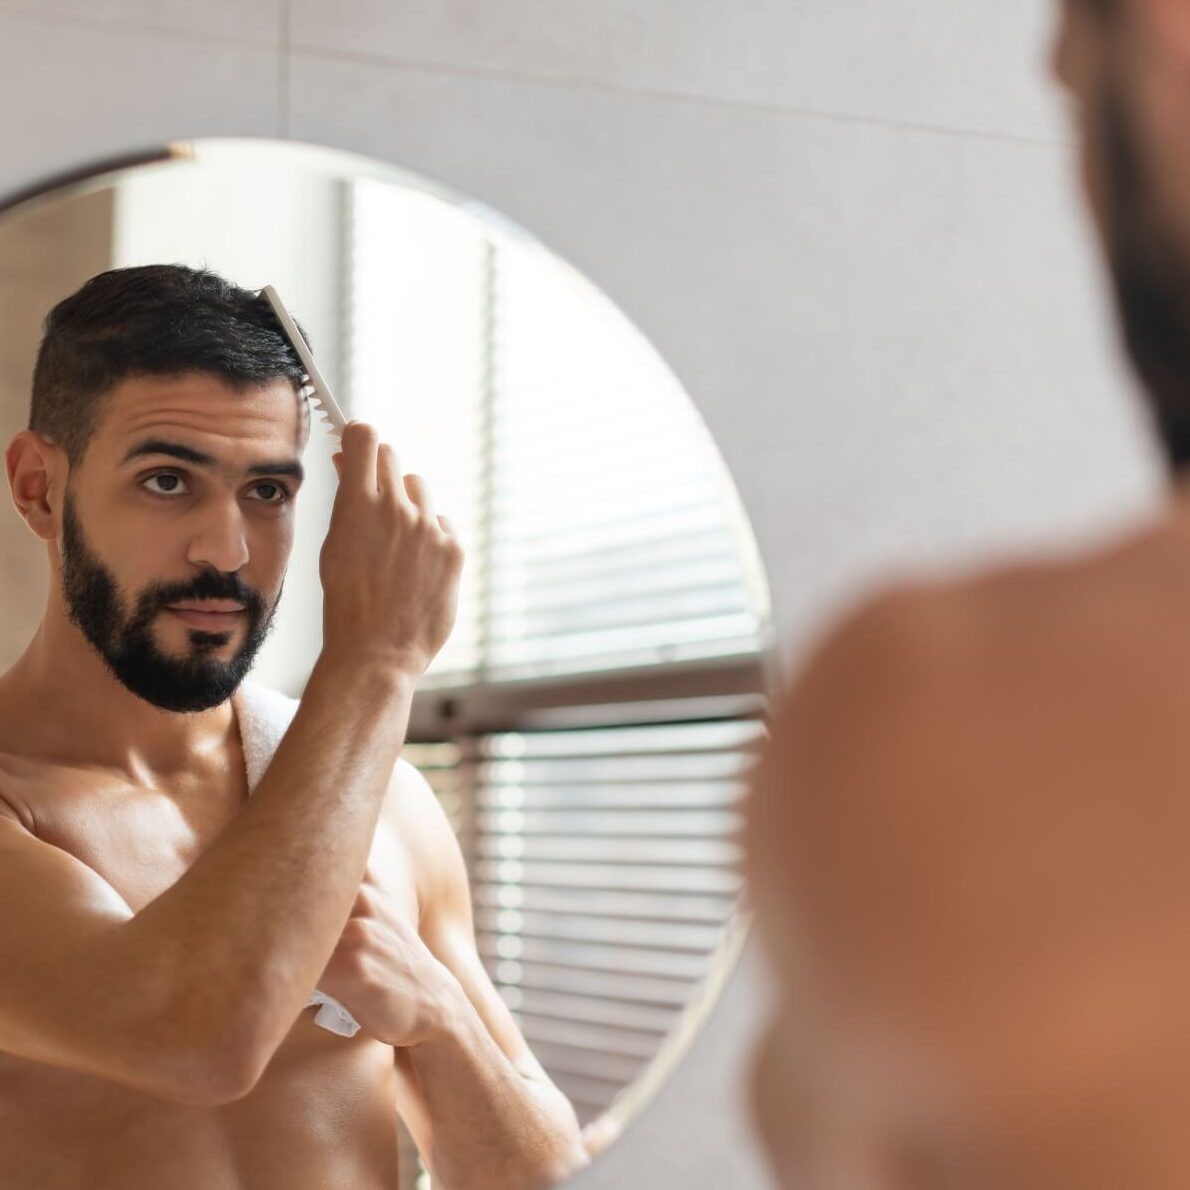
0, 139, 774, 1189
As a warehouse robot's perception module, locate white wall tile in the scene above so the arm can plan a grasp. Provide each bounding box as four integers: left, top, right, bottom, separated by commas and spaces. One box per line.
290, 0, 1065, 141
0, 0, 281, 45
0, 13, 283, 205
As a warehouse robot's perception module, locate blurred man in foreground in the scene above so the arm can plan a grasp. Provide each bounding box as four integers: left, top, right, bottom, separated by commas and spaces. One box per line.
746, 1, 1190, 1185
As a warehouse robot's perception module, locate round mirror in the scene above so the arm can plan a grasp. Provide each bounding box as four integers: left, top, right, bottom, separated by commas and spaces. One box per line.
0, 138, 777, 1187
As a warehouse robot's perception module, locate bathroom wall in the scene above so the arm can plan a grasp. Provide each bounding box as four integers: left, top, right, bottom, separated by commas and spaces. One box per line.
0, 188, 113, 667
0, 3, 1161, 1185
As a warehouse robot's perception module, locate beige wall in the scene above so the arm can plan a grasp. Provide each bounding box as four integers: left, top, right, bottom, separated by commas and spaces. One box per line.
0, 188, 114, 669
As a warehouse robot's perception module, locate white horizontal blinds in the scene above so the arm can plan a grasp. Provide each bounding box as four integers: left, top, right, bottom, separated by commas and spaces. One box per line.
486, 245, 763, 679
345, 179, 485, 681
347, 179, 766, 683
471, 713, 763, 1124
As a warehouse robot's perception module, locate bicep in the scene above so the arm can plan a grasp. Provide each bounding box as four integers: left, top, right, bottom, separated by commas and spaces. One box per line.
0, 811, 175, 1087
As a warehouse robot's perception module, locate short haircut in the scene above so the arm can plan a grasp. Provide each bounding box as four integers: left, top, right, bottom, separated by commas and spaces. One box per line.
28, 263, 311, 467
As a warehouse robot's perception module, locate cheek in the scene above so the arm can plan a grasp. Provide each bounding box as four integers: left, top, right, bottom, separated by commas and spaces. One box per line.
250, 518, 296, 571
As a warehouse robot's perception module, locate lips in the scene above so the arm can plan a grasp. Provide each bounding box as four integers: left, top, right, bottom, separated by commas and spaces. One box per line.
166, 602, 246, 630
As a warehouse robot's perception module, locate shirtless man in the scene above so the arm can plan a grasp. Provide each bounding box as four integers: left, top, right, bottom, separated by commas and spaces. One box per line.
745, 0, 1190, 1186
0, 263, 590, 1189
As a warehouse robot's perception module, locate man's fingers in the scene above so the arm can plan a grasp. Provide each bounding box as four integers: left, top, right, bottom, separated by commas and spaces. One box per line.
377, 443, 410, 503
334, 426, 439, 515
403, 474, 436, 519
340, 421, 378, 495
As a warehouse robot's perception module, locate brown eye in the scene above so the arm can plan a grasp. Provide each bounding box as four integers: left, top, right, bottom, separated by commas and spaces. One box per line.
142, 473, 187, 496
249, 482, 291, 504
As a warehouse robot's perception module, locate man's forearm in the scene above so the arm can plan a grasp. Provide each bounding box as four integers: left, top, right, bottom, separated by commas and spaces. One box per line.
408, 987, 590, 1190
127, 654, 416, 1089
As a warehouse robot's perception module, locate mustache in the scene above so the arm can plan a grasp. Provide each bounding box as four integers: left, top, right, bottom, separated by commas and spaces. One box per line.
144, 571, 267, 616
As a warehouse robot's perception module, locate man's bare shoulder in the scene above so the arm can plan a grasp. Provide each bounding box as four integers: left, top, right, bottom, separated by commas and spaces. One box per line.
775, 513, 1190, 775
747, 515, 1190, 1000
383, 757, 447, 829
378, 757, 462, 918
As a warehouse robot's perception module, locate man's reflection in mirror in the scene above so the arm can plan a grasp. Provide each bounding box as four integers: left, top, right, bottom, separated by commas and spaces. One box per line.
0, 263, 590, 1189
746, 0, 1190, 1186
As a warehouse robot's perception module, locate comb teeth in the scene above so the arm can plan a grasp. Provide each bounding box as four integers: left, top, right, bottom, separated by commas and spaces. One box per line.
299, 380, 334, 422
264, 286, 349, 438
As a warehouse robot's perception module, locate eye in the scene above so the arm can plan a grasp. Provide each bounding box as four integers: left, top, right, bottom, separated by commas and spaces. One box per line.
247, 481, 293, 504
142, 472, 189, 497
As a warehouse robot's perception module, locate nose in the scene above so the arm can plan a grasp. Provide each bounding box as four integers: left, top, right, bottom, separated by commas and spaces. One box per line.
185, 499, 250, 574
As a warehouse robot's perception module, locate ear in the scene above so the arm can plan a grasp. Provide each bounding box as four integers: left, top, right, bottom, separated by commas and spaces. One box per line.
6, 430, 66, 543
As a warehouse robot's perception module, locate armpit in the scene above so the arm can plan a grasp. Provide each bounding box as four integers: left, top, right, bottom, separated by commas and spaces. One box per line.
0, 787, 35, 834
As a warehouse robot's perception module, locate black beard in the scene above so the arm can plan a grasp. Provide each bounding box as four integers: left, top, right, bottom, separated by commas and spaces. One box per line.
1100, 71, 1190, 474
59, 487, 282, 713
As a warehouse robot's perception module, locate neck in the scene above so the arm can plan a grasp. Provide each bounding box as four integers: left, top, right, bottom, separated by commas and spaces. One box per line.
0, 592, 241, 785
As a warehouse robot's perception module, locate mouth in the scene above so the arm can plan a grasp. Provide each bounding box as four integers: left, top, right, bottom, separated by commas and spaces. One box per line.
165, 603, 246, 630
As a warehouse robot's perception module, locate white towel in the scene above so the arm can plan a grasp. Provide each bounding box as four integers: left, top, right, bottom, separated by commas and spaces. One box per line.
233, 677, 362, 1039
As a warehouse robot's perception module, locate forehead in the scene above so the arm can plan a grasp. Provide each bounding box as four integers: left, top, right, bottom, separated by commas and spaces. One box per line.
91, 372, 309, 459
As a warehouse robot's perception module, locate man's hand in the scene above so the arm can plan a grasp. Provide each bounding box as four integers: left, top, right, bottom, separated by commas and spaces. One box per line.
316, 869, 463, 1048
322, 421, 464, 680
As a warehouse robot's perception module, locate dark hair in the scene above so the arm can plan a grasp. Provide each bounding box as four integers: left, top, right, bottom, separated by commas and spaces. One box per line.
29, 263, 311, 466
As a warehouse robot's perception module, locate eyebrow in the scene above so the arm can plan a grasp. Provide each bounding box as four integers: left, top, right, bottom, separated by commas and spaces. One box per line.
119, 439, 305, 484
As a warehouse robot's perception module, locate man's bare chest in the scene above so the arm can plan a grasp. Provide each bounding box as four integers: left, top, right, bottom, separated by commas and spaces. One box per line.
0, 748, 418, 919
0, 748, 241, 909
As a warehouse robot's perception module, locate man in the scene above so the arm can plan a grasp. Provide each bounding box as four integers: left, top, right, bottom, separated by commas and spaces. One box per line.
0, 264, 590, 1189
745, 1, 1190, 1186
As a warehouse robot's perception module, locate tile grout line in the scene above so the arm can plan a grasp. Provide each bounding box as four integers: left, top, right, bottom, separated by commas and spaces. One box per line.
0, 4, 1070, 151
284, 42, 1071, 150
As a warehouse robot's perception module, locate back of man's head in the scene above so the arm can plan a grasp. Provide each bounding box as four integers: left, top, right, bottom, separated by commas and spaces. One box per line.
29, 263, 309, 469
1053, 0, 1190, 470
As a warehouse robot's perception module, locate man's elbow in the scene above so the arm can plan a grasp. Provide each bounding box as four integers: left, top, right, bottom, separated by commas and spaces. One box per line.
147, 1041, 263, 1108
194, 1047, 272, 1107
141, 1001, 273, 1108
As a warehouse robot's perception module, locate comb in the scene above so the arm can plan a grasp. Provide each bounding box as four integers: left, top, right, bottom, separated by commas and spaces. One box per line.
261, 284, 349, 439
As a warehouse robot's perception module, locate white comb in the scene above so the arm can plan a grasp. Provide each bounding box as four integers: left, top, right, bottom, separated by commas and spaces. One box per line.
262, 284, 349, 439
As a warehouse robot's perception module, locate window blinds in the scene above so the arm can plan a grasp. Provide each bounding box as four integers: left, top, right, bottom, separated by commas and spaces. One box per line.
345, 178, 767, 685
405, 707, 764, 1126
